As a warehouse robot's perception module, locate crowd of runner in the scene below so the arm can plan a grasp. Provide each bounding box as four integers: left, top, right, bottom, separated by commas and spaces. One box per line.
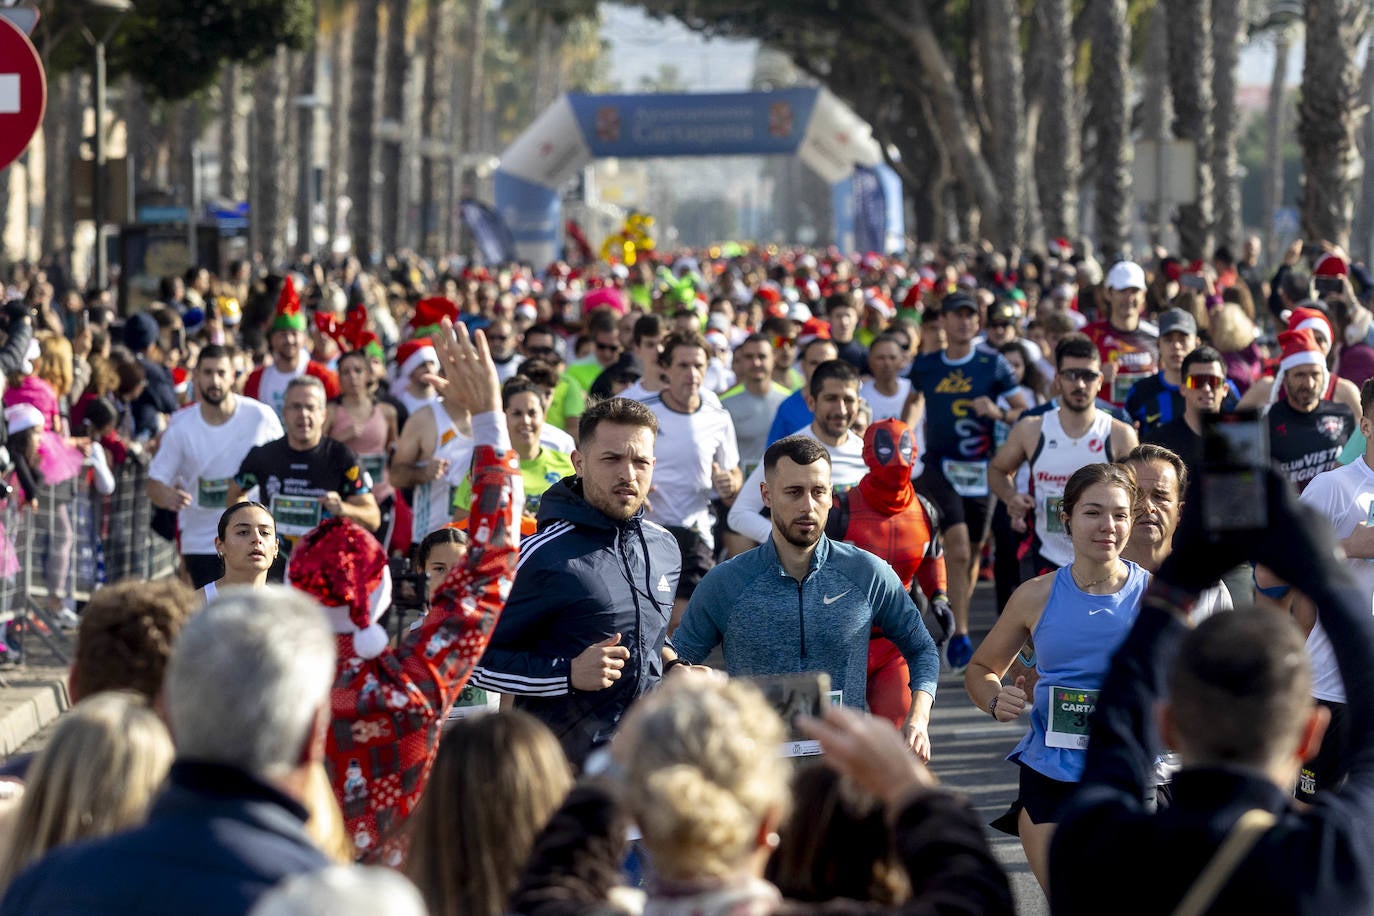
0, 236, 1370, 913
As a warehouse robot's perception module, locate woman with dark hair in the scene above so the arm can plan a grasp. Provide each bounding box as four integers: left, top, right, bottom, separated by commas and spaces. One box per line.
965, 462, 1148, 893
404, 710, 572, 916
203, 501, 277, 601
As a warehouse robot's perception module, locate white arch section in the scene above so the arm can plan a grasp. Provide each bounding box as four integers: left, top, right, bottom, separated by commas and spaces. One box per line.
493, 87, 901, 264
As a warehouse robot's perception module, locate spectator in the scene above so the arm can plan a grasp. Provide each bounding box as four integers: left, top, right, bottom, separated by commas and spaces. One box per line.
514, 677, 1014, 914
404, 711, 572, 916
0, 587, 337, 914
248, 866, 427, 916
120, 312, 178, 441
0, 693, 174, 891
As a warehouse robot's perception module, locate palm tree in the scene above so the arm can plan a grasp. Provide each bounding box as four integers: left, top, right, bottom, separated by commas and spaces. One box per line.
1211, 0, 1248, 251
1034, 0, 1079, 244
1165, 0, 1214, 261
1088, 0, 1132, 258
295, 0, 321, 257
1299, 0, 1369, 250
378, 0, 411, 255
980, 0, 1028, 248
348, 0, 381, 260
419, 0, 452, 260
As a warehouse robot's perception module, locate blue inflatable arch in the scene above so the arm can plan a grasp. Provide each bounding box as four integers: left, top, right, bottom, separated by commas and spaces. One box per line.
495, 88, 904, 265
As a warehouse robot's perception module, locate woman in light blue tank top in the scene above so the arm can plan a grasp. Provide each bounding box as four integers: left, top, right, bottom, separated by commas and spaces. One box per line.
964, 463, 1148, 892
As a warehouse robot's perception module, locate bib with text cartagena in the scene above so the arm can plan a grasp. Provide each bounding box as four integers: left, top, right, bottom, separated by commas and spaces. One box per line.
1046, 686, 1099, 749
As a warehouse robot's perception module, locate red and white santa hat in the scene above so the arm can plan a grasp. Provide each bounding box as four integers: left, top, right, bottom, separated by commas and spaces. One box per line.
287, 518, 393, 660
390, 337, 438, 399
1288, 306, 1334, 350
1313, 252, 1349, 279
1268, 327, 1328, 407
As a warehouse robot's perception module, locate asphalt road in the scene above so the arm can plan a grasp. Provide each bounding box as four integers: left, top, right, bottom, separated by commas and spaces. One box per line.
926, 580, 1049, 916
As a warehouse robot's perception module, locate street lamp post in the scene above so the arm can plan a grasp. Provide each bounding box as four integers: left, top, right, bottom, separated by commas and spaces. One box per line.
79, 0, 133, 293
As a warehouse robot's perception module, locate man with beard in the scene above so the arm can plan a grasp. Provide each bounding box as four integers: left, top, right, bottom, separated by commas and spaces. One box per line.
675, 435, 940, 761
470, 397, 684, 768
148, 345, 283, 587
990, 334, 1137, 575
1266, 328, 1355, 492
728, 360, 868, 546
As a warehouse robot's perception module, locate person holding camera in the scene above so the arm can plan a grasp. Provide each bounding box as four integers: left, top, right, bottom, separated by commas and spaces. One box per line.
1050, 466, 1374, 916
964, 462, 1149, 893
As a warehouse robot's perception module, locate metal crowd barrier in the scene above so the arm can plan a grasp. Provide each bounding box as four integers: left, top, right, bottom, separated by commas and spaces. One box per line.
0, 449, 178, 668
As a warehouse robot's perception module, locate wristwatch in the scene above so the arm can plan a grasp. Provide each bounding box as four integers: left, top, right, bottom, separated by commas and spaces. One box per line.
988, 695, 1000, 719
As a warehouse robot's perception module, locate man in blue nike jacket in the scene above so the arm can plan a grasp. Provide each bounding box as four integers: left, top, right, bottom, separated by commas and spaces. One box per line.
674, 434, 940, 760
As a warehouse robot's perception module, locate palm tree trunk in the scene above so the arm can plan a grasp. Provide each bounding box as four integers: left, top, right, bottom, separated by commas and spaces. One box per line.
378, 0, 410, 255
219, 65, 243, 200
1139, 7, 1171, 247
1299, 0, 1369, 250
1164, 0, 1214, 261
419, 0, 450, 260
249, 50, 289, 261
1357, 43, 1374, 265
1263, 29, 1292, 265
456, 0, 486, 259
348, 0, 382, 260
1032, 0, 1078, 244
296, 1, 321, 257
326, 7, 351, 253
1212, 0, 1247, 252
978, 0, 1028, 248
1089, 0, 1132, 258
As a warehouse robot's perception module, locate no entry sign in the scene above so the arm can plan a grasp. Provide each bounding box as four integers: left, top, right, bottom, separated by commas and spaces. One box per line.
0, 15, 46, 174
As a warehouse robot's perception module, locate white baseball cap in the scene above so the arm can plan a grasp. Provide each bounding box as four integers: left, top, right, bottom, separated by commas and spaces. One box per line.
1105, 261, 1146, 291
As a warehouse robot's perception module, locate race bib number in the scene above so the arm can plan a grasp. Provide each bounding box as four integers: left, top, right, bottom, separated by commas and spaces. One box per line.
1112, 371, 1149, 405
197, 477, 231, 510
1046, 685, 1100, 749
942, 459, 990, 498
271, 495, 322, 538
360, 453, 386, 486
446, 684, 500, 722
1044, 496, 1065, 534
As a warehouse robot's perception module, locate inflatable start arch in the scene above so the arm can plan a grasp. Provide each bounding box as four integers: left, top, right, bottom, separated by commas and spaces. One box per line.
495, 88, 904, 264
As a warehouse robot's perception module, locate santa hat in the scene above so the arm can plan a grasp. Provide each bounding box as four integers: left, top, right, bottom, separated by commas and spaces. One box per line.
410, 297, 460, 338
271, 277, 307, 333
287, 518, 393, 660
1288, 306, 1334, 348
1268, 328, 1328, 408
172, 366, 191, 398
797, 317, 832, 347
1313, 252, 1349, 279
391, 338, 438, 398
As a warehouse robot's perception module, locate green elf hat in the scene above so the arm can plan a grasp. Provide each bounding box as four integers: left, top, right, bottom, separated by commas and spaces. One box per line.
271, 277, 307, 332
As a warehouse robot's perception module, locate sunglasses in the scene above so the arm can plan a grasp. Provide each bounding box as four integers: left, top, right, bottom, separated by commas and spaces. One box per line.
1060, 368, 1101, 383
596, 341, 622, 352
1185, 374, 1226, 390
772, 335, 797, 349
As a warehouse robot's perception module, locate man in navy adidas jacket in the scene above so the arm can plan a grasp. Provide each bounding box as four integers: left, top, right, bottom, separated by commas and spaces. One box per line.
472, 397, 682, 767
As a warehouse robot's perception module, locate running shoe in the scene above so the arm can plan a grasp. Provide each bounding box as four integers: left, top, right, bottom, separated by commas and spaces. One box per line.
55, 607, 80, 631
946, 633, 974, 672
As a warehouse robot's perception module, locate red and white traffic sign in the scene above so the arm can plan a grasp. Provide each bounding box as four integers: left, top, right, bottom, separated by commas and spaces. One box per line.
0, 14, 46, 174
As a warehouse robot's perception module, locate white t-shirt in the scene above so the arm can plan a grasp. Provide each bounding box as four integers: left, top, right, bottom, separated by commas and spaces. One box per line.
256, 351, 311, 419
728, 423, 867, 545
1297, 458, 1374, 703
396, 389, 438, 419
621, 380, 721, 407
859, 377, 913, 422
642, 394, 740, 550
540, 424, 575, 455
149, 398, 284, 554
